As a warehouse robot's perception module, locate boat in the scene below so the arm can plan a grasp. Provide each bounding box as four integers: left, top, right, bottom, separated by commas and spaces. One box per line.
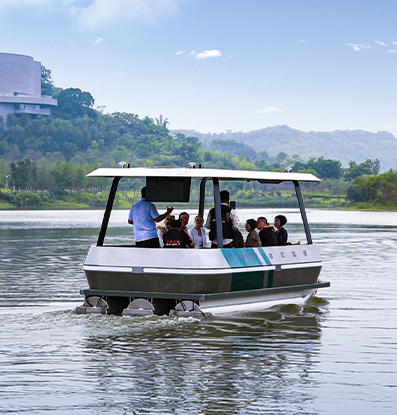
76, 165, 330, 317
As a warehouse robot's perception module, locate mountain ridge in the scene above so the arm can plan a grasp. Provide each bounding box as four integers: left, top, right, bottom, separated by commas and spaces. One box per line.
173, 125, 397, 171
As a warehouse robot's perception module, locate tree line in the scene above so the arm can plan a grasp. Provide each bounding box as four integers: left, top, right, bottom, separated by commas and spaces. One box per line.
1, 152, 391, 208
0, 66, 395, 209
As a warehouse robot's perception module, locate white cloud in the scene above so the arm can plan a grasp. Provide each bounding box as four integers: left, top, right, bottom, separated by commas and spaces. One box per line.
346, 40, 397, 54
176, 50, 185, 55
257, 105, 283, 113
70, 0, 181, 30
298, 39, 306, 43
94, 37, 103, 44
194, 49, 222, 59
0, 0, 183, 30
345, 43, 372, 52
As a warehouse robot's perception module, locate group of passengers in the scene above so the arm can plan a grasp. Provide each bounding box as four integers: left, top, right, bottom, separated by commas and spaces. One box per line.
128, 187, 288, 248
244, 215, 288, 247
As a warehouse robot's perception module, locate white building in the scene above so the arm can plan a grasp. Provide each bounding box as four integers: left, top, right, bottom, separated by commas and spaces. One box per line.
0, 53, 57, 122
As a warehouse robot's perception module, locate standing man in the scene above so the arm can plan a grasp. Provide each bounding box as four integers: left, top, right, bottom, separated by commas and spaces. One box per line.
128, 187, 173, 247
205, 190, 240, 248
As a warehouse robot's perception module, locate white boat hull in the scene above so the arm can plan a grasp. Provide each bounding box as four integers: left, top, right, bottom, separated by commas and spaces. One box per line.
79, 244, 326, 315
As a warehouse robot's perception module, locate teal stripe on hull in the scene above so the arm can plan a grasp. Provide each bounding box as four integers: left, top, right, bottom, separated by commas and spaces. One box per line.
231, 271, 265, 291
222, 248, 263, 268
257, 248, 272, 265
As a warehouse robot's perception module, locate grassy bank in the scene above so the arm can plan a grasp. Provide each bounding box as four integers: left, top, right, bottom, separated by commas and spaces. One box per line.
1, 189, 395, 211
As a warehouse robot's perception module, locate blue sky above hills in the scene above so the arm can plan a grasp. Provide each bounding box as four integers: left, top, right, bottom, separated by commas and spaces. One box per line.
0, 0, 396, 136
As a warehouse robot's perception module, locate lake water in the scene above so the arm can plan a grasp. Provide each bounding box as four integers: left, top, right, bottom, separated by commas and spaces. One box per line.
0, 209, 396, 414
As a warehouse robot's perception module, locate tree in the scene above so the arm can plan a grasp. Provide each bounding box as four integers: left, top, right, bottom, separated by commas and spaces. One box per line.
73, 165, 86, 191
345, 158, 380, 180
49, 162, 74, 197
274, 152, 289, 167
345, 185, 364, 202
173, 133, 201, 165
10, 159, 31, 190
304, 157, 343, 179
112, 112, 139, 126
353, 170, 397, 204
41, 65, 54, 96
53, 88, 96, 119
154, 114, 169, 128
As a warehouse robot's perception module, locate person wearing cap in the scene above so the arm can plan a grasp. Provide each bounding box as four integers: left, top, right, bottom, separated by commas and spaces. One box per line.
257, 216, 277, 247
163, 220, 195, 248
128, 186, 173, 247
158, 214, 175, 248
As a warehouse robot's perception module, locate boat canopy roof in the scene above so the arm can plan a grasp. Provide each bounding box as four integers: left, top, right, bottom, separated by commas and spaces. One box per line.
86, 167, 321, 183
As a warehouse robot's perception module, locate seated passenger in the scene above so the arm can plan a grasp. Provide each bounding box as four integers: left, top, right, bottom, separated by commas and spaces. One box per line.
158, 215, 175, 248
163, 220, 195, 248
179, 212, 190, 234
245, 219, 262, 247
188, 215, 209, 248
274, 215, 288, 245
257, 216, 277, 246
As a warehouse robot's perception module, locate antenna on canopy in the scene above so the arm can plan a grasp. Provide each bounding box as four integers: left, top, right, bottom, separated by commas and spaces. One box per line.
119, 162, 127, 168
188, 162, 196, 169
285, 167, 292, 173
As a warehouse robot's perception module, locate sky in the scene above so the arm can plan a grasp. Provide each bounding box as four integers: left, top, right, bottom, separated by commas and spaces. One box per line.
0, 0, 396, 136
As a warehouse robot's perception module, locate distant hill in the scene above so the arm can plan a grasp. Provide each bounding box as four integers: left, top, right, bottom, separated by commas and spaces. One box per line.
173, 126, 397, 171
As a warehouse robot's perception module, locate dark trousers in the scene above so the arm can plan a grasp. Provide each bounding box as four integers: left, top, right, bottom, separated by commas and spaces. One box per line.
211, 242, 233, 249
136, 237, 160, 248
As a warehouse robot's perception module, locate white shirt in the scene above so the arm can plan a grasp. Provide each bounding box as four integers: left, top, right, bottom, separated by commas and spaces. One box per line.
188, 227, 210, 248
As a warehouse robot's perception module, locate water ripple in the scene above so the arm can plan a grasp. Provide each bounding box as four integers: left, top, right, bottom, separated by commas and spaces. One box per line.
0, 211, 397, 414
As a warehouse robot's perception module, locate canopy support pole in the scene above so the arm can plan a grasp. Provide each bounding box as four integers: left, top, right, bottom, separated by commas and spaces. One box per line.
97, 176, 121, 246
293, 180, 312, 244
199, 178, 209, 217
213, 178, 223, 248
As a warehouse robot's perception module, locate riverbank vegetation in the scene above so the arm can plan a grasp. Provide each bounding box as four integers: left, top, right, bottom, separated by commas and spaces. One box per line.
0, 67, 395, 210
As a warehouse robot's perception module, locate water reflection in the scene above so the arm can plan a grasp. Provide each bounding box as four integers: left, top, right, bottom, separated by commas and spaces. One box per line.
80, 303, 325, 414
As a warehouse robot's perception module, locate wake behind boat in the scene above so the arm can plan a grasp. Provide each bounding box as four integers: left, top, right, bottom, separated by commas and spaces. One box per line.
77, 166, 329, 317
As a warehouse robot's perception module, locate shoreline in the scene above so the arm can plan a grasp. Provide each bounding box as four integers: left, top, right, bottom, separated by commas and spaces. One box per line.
1, 203, 396, 212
